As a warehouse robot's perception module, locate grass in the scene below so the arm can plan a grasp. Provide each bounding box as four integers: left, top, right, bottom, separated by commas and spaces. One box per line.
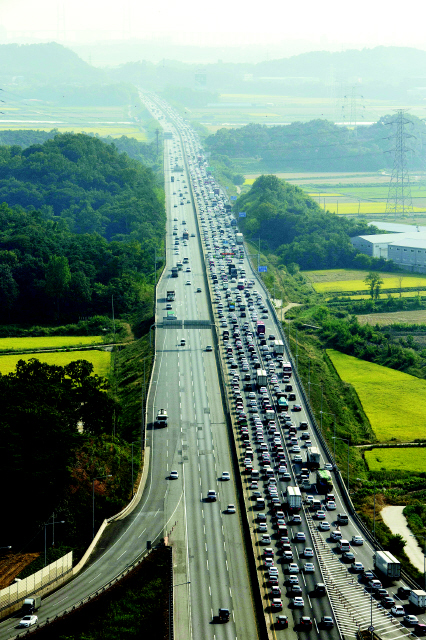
0, 350, 111, 377
324, 202, 425, 215
0, 335, 103, 351
327, 348, 426, 441
304, 269, 426, 292
357, 310, 426, 325
364, 447, 426, 472
327, 291, 426, 301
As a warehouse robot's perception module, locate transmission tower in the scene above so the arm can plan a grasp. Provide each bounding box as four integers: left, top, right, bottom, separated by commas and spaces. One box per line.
385, 110, 414, 215
342, 87, 365, 134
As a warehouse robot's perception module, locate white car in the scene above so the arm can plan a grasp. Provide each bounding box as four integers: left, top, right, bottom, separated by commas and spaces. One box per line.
186, 280, 191, 285
303, 547, 314, 557
391, 605, 405, 616
288, 563, 299, 573
18, 616, 38, 628
170, 470, 179, 480
227, 504, 236, 513
292, 596, 304, 607
352, 535, 364, 545
304, 562, 315, 573
221, 471, 230, 481
318, 521, 331, 531
352, 561, 364, 572
326, 501, 336, 510
324, 463, 334, 471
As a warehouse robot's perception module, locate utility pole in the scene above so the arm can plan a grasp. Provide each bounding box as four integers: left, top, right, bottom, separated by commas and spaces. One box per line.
155, 128, 160, 155
385, 110, 414, 215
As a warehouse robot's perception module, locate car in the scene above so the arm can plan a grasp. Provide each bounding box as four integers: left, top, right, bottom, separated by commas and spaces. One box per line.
391, 605, 405, 616
342, 551, 355, 563
414, 624, 426, 636
403, 615, 419, 626
300, 616, 313, 629
321, 616, 334, 628
294, 532, 306, 542
292, 596, 304, 607
18, 615, 38, 628
381, 596, 395, 608
196, 287, 202, 292
186, 280, 191, 285
324, 463, 334, 471
206, 345, 213, 352
293, 404, 302, 411
326, 500, 336, 510
331, 529, 342, 540
264, 547, 274, 557
318, 521, 331, 531
293, 455, 303, 463
352, 561, 364, 572
352, 535, 364, 545
227, 504, 236, 513
303, 547, 314, 557
276, 615, 288, 628
304, 562, 315, 573
191, 233, 196, 237
261, 534, 272, 545
289, 584, 303, 595
169, 470, 179, 479
166, 303, 172, 310
315, 511, 326, 520
258, 523, 268, 532
271, 598, 283, 610
206, 490, 217, 501
289, 563, 299, 573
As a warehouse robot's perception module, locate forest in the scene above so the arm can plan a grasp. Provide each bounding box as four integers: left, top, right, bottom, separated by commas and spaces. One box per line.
0, 133, 165, 323
235, 174, 391, 271
206, 115, 426, 172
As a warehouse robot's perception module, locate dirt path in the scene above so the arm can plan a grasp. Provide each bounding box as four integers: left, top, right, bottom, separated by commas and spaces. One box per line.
381, 505, 425, 573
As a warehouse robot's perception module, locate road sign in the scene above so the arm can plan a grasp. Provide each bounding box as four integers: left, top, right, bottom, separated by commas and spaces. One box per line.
239, 211, 246, 217
230, 196, 237, 201
368, 626, 374, 632
258, 266, 267, 273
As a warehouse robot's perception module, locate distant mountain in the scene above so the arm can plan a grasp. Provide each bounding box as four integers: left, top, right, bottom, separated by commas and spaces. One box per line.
0, 42, 104, 84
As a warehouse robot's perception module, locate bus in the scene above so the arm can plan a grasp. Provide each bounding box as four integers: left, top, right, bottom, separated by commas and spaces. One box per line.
256, 321, 266, 336
282, 362, 292, 377
316, 469, 333, 494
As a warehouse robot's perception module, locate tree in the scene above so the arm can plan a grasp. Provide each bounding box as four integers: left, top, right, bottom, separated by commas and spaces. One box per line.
45, 255, 71, 313
364, 271, 383, 299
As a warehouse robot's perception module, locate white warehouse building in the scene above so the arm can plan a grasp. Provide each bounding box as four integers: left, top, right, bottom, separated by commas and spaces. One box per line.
351, 230, 426, 273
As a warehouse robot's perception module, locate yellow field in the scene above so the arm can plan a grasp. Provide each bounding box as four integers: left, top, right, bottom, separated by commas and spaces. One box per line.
327, 349, 426, 441
0, 336, 103, 351
328, 291, 426, 301
244, 178, 256, 185
364, 447, 426, 472
308, 193, 343, 197
0, 125, 146, 141
305, 269, 426, 293
0, 350, 111, 377
325, 201, 425, 215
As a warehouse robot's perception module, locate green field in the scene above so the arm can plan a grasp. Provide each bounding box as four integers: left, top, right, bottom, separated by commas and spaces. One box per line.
0, 350, 111, 377
327, 349, 426, 441
327, 290, 426, 301
0, 336, 103, 351
304, 269, 426, 293
364, 447, 426, 472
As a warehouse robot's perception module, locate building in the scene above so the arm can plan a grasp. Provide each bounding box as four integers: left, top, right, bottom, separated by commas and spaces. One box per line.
351, 228, 426, 273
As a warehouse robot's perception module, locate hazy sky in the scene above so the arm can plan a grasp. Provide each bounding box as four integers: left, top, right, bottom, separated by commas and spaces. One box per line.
1, 0, 425, 53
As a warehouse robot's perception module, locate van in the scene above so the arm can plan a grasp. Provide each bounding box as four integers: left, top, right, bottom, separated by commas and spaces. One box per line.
256, 498, 266, 509
251, 470, 260, 480
337, 513, 349, 525
339, 539, 351, 552
264, 467, 275, 478
312, 499, 321, 511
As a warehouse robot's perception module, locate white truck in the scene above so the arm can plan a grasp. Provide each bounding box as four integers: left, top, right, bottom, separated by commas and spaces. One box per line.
286, 486, 302, 512
374, 550, 401, 578
256, 369, 268, 387
409, 590, 426, 610
273, 340, 284, 355
155, 409, 168, 428
235, 233, 243, 245
307, 447, 321, 469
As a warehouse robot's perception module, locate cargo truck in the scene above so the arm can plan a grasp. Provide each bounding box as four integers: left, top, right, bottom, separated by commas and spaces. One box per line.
171, 267, 178, 278
374, 550, 401, 579
236, 233, 243, 245
22, 595, 41, 614
230, 218, 237, 226
167, 291, 175, 301
307, 447, 321, 469
277, 397, 289, 413
256, 321, 266, 336
183, 230, 189, 240
286, 486, 302, 512
273, 340, 284, 355
409, 590, 426, 610
316, 469, 333, 493
256, 369, 268, 387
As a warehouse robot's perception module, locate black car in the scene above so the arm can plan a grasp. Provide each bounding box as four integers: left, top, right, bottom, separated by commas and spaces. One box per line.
276, 615, 288, 628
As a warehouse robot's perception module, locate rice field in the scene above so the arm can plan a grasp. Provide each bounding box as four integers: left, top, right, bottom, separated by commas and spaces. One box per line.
0, 336, 103, 351
364, 447, 426, 472
304, 269, 426, 293
327, 349, 426, 441
0, 350, 111, 377
327, 291, 426, 301
356, 309, 426, 325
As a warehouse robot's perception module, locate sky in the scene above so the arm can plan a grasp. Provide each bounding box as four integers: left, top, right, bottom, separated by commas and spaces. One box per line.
1, 0, 426, 61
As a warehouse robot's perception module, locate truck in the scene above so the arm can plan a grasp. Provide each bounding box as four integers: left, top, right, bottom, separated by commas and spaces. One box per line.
374, 550, 401, 579
177, 262, 183, 271
256, 369, 268, 387
218, 608, 230, 622
316, 469, 333, 493
183, 230, 189, 240
235, 233, 243, 245
155, 409, 168, 428
307, 447, 321, 469
171, 267, 178, 278
171, 176, 174, 182
22, 595, 41, 614
228, 300, 236, 312
230, 218, 237, 226
409, 590, 426, 610
274, 340, 284, 355
277, 397, 289, 413
286, 486, 302, 512
256, 321, 266, 337
282, 362, 292, 377
167, 291, 175, 301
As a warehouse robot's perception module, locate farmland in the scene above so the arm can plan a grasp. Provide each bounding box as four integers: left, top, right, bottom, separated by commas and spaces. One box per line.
357, 309, 426, 325
0, 336, 103, 352
0, 350, 111, 377
364, 447, 426, 473
327, 349, 426, 441
304, 269, 426, 293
